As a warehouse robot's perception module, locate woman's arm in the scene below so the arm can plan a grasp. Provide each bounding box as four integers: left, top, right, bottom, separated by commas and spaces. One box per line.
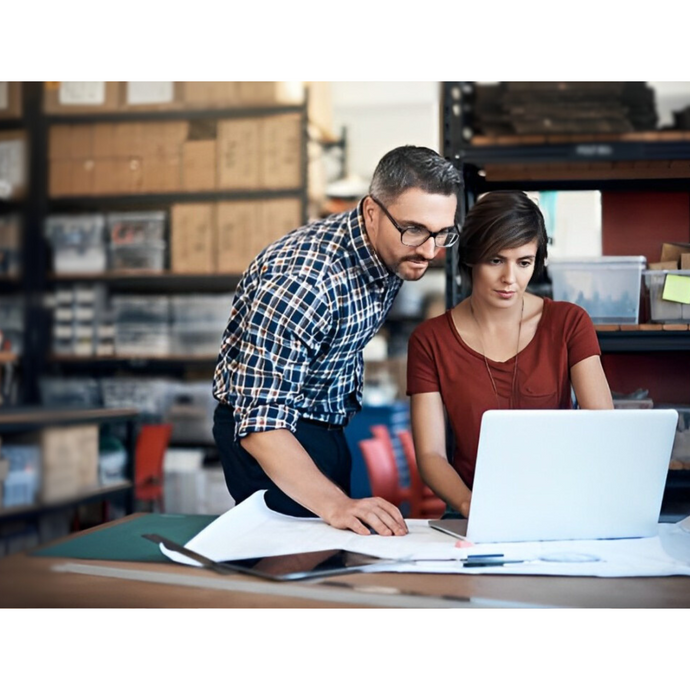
410, 392, 473, 516
570, 355, 614, 409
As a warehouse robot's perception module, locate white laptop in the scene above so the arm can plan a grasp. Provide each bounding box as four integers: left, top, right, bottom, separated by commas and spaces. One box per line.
431, 409, 678, 544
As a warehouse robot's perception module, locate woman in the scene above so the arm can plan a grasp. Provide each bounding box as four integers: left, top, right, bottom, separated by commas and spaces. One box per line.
406, 190, 613, 518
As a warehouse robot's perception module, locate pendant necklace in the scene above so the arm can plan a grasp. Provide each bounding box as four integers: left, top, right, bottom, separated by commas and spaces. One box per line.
469, 296, 524, 410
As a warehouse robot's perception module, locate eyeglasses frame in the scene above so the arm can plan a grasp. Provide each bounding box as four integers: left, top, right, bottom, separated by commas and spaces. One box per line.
369, 195, 460, 248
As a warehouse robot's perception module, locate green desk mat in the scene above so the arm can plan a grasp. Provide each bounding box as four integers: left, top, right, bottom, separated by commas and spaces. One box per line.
30, 514, 216, 563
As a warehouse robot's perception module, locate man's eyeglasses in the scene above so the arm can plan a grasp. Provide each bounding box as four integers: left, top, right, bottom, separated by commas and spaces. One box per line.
370, 195, 460, 249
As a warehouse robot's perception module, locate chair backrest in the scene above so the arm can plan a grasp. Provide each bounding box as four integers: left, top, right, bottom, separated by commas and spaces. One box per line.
134, 423, 173, 497
370, 424, 397, 464
358, 437, 404, 506
397, 428, 445, 518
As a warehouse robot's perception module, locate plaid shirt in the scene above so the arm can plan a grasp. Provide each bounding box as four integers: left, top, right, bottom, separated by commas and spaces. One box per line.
213, 201, 402, 440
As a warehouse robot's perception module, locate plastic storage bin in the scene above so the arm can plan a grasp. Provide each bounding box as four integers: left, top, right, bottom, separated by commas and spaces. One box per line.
643, 270, 690, 323
549, 256, 646, 324
109, 242, 166, 271
107, 212, 165, 245
45, 215, 106, 274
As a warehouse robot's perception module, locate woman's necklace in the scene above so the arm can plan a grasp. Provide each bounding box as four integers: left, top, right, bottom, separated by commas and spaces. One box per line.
469, 296, 524, 410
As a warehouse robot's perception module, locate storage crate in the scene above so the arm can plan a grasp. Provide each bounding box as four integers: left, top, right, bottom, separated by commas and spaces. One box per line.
39, 376, 102, 407
549, 256, 646, 324
115, 324, 171, 356
45, 215, 107, 274
112, 295, 170, 323
106, 211, 166, 245
101, 378, 174, 419
171, 294, 233, 325
171, 324, 221, 356
643, 270, 690, 323
109, 242, 166, 272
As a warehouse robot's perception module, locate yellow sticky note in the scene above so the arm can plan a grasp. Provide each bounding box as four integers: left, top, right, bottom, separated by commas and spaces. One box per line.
662, 274, 690, 305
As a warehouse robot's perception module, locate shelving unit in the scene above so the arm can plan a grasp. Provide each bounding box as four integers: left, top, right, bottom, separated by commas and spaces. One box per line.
442, 81, 690, 515
3, 83, 309, 421
0, 407, 138, 536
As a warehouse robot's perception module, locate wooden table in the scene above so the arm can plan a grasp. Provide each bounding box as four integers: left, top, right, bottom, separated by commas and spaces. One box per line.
1, 516, 689, 608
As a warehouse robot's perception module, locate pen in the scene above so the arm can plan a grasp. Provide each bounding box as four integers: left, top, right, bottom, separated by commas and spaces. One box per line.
462, 559, 526, 568
467, 553, 504, 559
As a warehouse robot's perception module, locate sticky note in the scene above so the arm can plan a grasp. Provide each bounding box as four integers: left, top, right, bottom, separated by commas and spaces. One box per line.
662, 274, 690, 305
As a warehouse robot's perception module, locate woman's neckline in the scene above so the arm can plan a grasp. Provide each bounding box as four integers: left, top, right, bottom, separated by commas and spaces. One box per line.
447, 295, 549, 365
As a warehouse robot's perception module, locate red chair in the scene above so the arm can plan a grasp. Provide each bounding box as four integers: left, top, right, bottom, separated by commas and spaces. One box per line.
134, 423, 173, 512
397, 428, 446, 519
358, 437, 410, 509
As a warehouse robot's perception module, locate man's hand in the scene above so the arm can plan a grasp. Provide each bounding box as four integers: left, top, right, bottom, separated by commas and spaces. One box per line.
324, 496, 408, 536
460, 494, 472, 518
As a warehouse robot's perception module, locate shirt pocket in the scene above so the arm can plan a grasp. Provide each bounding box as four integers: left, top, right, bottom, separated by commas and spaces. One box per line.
519, 374, 560, 409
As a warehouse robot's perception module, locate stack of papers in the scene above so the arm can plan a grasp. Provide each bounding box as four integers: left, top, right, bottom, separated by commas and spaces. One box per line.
159, 491, 690, 578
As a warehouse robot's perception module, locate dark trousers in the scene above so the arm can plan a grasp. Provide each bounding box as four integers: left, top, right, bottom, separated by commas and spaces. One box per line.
212, 403, 352, 518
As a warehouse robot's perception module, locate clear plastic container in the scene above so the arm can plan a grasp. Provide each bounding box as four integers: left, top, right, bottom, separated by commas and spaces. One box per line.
101, 377, 175, 418
171, 324, 221, 356
45, 215, 106, 274
114, 324, 171, 356
106, 212, 166, 245
112, 295, 170, 324
39, 376, 102, 407
171, 294, 233, 325
109, 242, 166, 272
549, 256, 646, 324
643, 270, 690, 323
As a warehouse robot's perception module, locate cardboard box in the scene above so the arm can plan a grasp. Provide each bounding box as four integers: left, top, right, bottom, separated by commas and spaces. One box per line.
93, 159, 120, 195
260, 198, 303, 247
93, 122, 117, 158
238, 82, 304, 106
49, 125, 71, 160
40, 425, 99, 502
660, 242, 690, 267
184, 82, 240, 107
141, 154, 181, 193
0, 82, 22, 119
215, 201, 260, 273
70, 159, 96, 196
682, 254, 690, 270
217, 119, 261, 189
260, 113, 303, 189
171, 204, 215, 273
182, 140, 216, 191
49, 159, 72, 197
114, 122, 144, 158
43, 81, 120, 114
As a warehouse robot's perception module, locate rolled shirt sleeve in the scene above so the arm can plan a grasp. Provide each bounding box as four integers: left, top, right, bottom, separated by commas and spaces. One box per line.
230, 272, 332, 439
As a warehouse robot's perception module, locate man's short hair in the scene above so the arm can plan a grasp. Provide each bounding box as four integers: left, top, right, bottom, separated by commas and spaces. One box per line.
369, 145, 462, 204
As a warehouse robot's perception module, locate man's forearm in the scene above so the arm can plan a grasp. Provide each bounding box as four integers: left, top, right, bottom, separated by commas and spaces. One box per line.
240, 428, 349, 520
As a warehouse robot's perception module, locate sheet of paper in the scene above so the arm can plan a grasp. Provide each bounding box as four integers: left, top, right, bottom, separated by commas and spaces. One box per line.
662, 274, 690, 305
59, 82, 105, 105
159, 491, 690, 577
126, 82, 174, 105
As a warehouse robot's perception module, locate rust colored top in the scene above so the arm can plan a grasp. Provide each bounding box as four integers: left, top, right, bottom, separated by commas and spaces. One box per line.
407, 298, 601, 488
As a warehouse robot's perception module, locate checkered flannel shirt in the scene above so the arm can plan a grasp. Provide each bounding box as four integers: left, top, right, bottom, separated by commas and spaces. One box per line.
212, 201, 402, 440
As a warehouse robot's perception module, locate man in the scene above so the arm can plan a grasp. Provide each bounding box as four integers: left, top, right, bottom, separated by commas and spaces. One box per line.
212, 145, 462, 536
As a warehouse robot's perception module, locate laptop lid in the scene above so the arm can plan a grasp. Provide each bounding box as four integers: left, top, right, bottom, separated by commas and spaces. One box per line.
466, 409, 678, 544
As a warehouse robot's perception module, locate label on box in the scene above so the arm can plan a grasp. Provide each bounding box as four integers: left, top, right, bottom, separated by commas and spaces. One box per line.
0, 140, 25, 189
59, 82, 106, 105
0, 82, 8, 110
126, 82, 174, 105
663, 274, 690, 305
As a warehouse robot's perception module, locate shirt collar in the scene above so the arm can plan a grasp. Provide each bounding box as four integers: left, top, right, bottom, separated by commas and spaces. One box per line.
347, 199, 399, 286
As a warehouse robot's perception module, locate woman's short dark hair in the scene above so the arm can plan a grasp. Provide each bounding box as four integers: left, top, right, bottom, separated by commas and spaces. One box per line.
369, 145, 462, 204
457, 190, 549, 290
